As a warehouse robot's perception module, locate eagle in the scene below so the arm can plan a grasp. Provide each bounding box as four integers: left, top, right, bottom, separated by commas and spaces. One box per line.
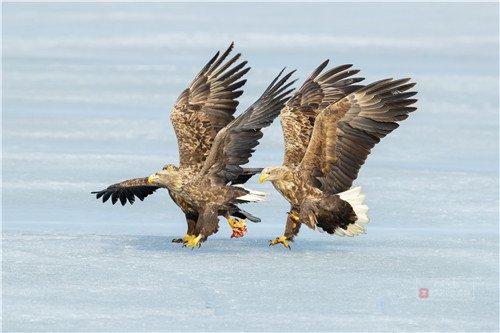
145, 69, 295, 247
92, 43, 295, 247
258, 60, 417, 248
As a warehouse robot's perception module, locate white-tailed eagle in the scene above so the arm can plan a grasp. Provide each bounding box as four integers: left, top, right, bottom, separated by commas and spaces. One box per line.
258, 60, 417, 248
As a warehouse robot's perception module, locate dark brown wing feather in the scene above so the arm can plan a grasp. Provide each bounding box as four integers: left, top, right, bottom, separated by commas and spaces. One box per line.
230, 167, 264, 185
92, 178, 160, 206
281, 60, 364, 167
170, 42, 250, 171
299, 78, 418, 193
200, 69, 296, 184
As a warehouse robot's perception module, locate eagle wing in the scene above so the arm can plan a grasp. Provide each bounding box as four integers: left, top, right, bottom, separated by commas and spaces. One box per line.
299, 78, 418, 193
280, 60, 364, 167
199, 69, 296, 185
92, 178, 160, 206
170, 42, 250, 171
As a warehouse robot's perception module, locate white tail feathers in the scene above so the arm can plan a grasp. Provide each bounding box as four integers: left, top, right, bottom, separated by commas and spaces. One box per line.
336, 186, 369, 237
234, 185, 268, 203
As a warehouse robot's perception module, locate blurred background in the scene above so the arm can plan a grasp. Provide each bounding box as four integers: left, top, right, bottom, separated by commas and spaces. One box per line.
2, 3, 499, 331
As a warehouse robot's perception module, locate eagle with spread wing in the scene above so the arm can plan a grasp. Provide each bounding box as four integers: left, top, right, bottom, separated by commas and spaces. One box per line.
258, 60, 417, 248
146, 68, 295, 247
92, 43, 294, 246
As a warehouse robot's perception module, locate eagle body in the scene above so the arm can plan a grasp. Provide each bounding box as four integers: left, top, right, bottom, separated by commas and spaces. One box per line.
178, 179, 247, 211
261, 60, 417, 247
93, 43, 295, 247
144, 67, 296, 245
270, 168, 359, 233
271, 169, 321, 206
163, 180, 248, 238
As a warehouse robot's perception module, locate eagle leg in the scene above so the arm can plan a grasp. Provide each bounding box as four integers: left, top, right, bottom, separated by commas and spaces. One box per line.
269, 209, 301, 249
173, 213, 198, 244
288, 211, 300, 222
226, 216, 247, 238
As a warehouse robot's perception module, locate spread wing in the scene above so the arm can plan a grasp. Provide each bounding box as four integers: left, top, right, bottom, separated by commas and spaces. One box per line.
280, 60, 364, 167
92, 178, 160, 206
199, 69, 296, 185
299, 78, 418, 193
170, 42, 250, 171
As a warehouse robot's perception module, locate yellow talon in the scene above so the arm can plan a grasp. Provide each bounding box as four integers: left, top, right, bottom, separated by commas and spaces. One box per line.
185, 235, 202, 249
172, 234, 194, 243
182, 234, 195, 243
227, 216, 246, 229
226, 216, 248, 238
269, 235, 291, 249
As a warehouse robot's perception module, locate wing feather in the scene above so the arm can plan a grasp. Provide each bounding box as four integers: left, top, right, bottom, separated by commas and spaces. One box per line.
281, 60, 364, 167
92, 178, 160, 206
170, 43, 250, 171
199, 69, 296, 184
298, 78, 418, 193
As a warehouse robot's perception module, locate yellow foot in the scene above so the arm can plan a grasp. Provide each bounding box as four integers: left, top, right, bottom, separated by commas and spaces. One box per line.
172, 234, 194, 244
184, 235, 203, 249
269, 236, 291, 249
227, 217, 247, 239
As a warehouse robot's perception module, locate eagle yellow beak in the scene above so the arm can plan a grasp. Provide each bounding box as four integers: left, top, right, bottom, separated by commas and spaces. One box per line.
258, 173, 269, 184
147, 175, 156, 184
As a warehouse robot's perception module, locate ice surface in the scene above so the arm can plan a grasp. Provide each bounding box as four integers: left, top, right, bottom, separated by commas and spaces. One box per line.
2, 3, 499, 331
3, 229, 498, 331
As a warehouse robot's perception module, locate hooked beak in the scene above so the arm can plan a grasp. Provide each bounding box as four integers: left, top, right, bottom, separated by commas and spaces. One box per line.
258, 173, 269, 184
147, 174, 157, 184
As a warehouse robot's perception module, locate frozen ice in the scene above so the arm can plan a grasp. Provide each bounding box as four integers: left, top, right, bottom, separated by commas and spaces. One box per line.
2, 3, 498, 331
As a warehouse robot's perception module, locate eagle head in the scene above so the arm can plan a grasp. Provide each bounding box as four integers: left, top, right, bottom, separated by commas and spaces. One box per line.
147, 167, 182, 189
259, 166, 285, 184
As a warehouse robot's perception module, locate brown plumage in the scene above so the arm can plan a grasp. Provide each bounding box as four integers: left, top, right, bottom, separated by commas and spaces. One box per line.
92, 43, 265, 243
260, 61, 417, 248
281, 60, 364, 167
148, 68, 296, 246
171, 43, 249, 171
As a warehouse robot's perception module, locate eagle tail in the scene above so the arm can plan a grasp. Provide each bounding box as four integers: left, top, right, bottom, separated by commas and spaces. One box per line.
233, 184, 268, 203
335, 186, 370, 236
229, 206, 261, 223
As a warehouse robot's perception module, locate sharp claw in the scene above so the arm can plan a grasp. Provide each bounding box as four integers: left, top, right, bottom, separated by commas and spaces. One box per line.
185, 235, 203, 249
269, 236, 291, 249
176, 234, 195, 245
228, 217, 247, 239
